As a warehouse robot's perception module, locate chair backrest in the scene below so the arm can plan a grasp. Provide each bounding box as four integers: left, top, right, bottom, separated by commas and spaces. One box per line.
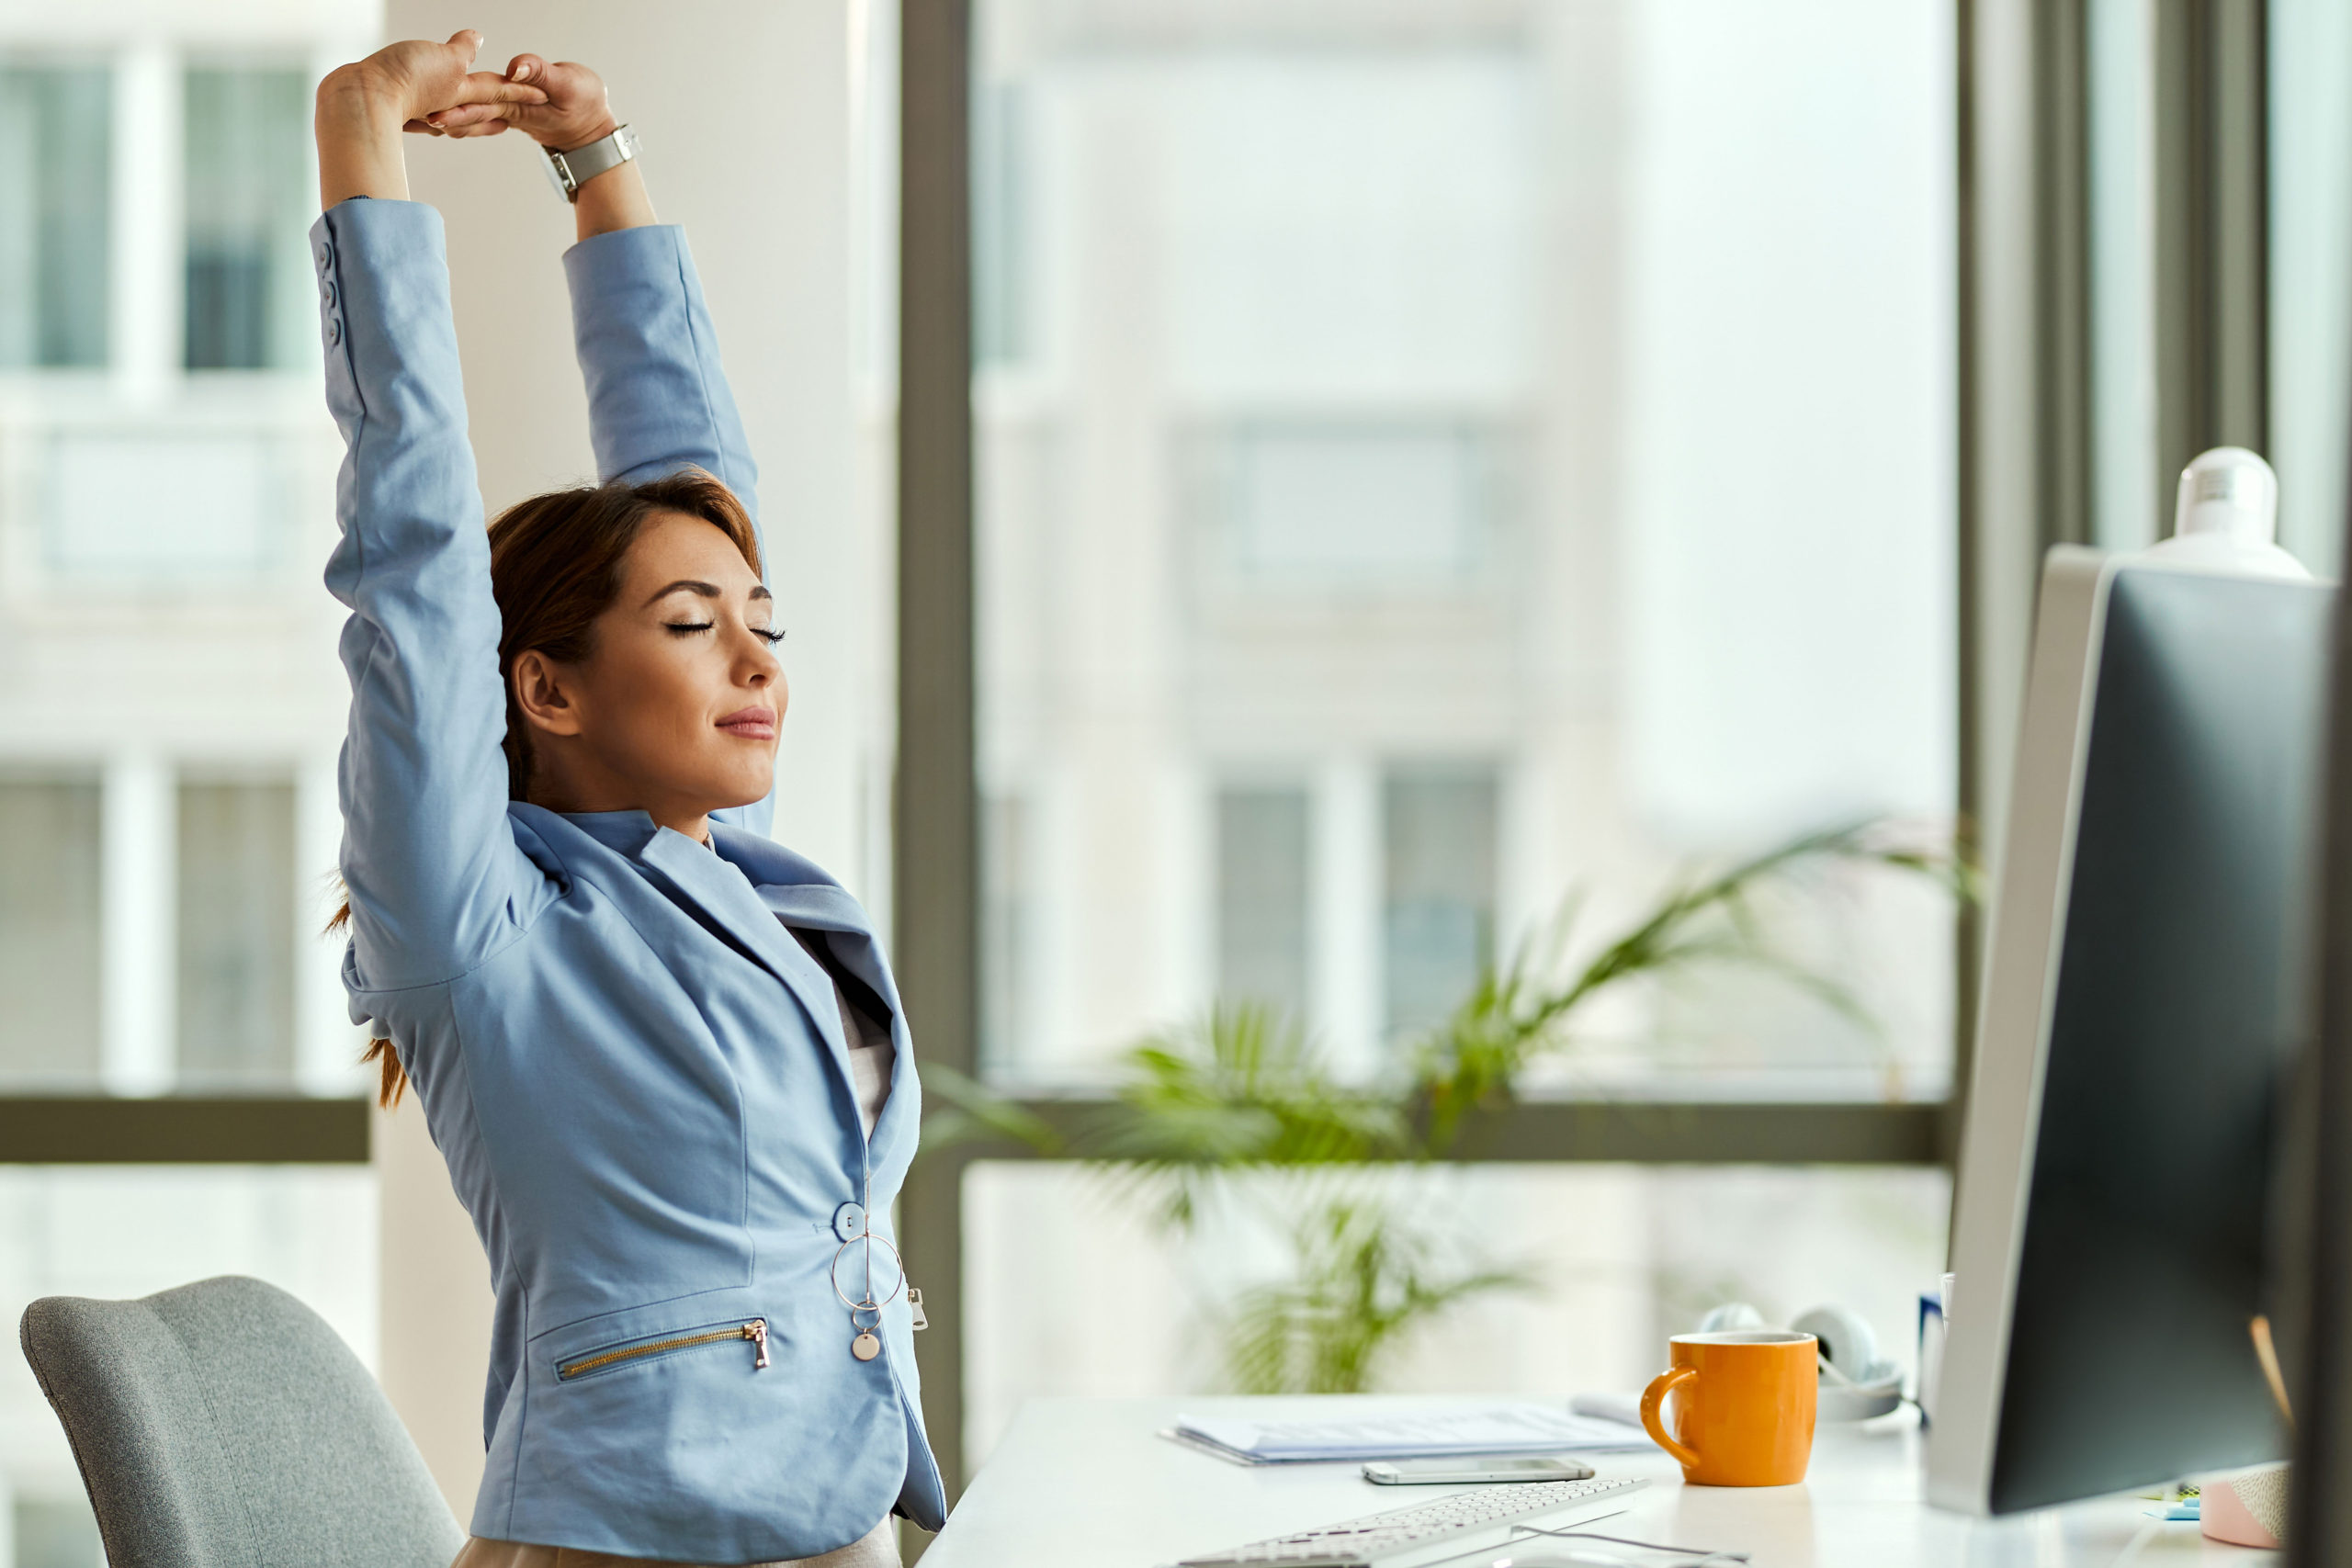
19, 1274, 464, 1568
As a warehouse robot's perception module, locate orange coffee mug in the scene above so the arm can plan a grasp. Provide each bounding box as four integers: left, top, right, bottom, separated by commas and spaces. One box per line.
1639, 1329, 1818, 1486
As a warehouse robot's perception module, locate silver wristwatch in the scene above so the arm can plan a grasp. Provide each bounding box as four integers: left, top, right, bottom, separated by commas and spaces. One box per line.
540, 124, 640, 203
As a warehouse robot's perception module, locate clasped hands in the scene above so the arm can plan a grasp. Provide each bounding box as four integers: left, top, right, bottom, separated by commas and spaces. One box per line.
321, 29, 616, 153
317, 29, 643, 220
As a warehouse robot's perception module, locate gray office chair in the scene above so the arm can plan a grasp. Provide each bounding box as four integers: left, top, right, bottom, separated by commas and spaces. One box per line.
19, 1274, 464, 1568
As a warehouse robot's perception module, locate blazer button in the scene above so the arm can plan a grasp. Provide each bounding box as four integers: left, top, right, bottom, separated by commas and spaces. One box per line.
324, 318, 342, 347
832, 1201, 867, 1242
317, 242, 334, 269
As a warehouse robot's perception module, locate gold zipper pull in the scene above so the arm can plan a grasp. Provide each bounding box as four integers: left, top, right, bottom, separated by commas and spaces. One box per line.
745, 1318, 771, 1370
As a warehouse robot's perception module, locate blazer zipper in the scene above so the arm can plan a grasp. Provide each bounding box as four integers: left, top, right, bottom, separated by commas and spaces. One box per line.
558, 1318, 770, 1381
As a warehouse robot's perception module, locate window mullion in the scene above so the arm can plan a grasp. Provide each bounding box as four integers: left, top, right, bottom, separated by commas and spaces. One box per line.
109, 42, 182, 404
99, 751, 176, 1098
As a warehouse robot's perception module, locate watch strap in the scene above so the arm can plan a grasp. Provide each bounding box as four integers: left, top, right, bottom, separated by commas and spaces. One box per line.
541, 124, 639, 203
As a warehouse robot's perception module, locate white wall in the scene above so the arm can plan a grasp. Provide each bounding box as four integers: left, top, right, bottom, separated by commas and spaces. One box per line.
374, 0, 870, 1518
374, 1099, 493, 1520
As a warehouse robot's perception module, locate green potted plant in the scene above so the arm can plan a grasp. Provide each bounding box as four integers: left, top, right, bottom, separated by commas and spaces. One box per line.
925, 818, 1974, 1393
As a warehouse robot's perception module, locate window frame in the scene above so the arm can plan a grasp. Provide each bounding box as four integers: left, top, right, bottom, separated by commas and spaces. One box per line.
894, 0, 2267, 1509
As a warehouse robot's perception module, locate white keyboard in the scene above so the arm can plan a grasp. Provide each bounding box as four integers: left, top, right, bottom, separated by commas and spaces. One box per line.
1172, 1475, 1650, 1566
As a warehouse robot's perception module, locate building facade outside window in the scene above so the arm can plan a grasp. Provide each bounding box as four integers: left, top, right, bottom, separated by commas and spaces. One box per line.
0, 8, 377, 1562
0, 23, 361, 1094
961, 0, 1959, 1468
974, 0, 1955, 1097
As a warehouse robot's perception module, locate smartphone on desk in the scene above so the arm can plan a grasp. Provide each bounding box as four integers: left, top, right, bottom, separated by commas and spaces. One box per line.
1363, 1456, 1596, 1485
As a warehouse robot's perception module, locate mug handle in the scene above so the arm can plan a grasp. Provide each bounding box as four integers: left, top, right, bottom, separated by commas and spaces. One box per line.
1641, 1365, 1702, 1468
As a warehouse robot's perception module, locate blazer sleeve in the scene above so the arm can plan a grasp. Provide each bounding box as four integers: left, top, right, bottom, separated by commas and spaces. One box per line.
563, 225, 761, 523
316, 198, 545, 990
564, 224, 775, 835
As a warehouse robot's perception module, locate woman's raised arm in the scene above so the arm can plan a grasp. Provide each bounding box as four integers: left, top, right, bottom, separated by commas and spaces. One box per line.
431, 55, 771, 833
314, 36, 557, 991
429, 58, 763, 530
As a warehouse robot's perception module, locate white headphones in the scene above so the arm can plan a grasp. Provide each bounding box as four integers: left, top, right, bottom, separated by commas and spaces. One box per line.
1697, 1302, 1903, 1420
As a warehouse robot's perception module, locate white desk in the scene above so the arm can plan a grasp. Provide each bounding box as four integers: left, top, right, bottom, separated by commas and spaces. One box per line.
920, 1397, 2272, 1567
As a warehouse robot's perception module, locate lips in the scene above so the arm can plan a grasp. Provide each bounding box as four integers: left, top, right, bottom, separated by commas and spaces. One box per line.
716, 705, 778, 741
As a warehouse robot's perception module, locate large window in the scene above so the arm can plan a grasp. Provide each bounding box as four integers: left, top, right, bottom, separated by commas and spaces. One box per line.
936, 0, 1960, 1487
0, 26, 363, 1568
971, 0, 1958, 1097
0, 40, 347, 1080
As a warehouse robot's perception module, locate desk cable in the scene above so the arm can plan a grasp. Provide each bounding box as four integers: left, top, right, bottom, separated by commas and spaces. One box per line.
1503, 1521, 1751, 1566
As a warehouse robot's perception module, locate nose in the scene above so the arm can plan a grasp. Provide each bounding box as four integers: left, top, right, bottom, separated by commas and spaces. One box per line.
738, 626, 783, 689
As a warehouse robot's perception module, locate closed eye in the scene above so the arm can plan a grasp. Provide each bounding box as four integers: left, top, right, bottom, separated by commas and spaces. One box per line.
663, 621, 716, 637
753, 628, 786, 645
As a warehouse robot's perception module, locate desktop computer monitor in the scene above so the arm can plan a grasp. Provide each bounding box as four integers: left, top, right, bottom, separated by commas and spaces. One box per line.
1926, 546, 2334, 1515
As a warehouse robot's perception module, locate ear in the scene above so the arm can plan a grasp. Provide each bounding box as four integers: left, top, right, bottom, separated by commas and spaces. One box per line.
511, 649, 586, 738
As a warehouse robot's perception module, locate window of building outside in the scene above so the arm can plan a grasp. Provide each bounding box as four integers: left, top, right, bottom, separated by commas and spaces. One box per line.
966, 0, 1957, 1466
0, 780, 104, 1089
177, 778, 300, 1089
0, 67, 109, 368
1383, 766, 1499, 1043
184, 67, 312, 372
1216, 784, 1311, 1021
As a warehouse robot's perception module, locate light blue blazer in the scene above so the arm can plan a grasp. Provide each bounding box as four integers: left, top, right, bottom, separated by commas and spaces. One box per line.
311, 197, 944, 1562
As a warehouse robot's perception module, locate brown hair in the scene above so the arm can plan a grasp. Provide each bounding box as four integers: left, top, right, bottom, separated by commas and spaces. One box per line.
344, 469, 763, 1109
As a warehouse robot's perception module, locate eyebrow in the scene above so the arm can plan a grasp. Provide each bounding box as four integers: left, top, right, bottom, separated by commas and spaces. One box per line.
639, 580, 774, 609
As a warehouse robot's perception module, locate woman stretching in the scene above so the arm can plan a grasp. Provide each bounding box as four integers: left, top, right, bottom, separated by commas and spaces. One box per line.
311, 32, 940, 1567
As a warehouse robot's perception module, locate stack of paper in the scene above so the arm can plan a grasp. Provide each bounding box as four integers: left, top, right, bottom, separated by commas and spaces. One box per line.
1166, 1404, 1657, 1466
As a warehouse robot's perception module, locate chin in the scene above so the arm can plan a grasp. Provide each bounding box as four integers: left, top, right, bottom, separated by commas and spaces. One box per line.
671, 753, 775, 817
700, 773, 775, 814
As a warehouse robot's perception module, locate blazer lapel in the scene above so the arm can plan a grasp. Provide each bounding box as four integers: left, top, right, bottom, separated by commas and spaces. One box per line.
636, 828, 859, 1100
712, 829, 919, 1168
750, 889, 919, 1165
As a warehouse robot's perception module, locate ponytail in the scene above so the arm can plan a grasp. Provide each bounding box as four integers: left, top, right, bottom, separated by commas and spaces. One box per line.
360, 1035, 407, 1109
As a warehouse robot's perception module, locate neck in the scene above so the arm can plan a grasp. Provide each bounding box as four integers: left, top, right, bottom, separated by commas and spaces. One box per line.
653, 808, 714, 846
526, 780, 710, 846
